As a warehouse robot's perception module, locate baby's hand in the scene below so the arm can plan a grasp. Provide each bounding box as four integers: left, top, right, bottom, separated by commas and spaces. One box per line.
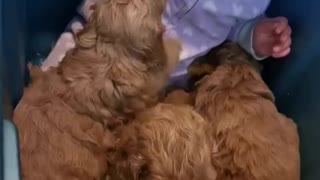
253, 17, 292, 58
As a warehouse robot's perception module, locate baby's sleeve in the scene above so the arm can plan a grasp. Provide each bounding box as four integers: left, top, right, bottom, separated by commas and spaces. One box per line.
227, 0, 271, 60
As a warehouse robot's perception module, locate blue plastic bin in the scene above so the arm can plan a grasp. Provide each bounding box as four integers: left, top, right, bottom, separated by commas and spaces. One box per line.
1, 0, 320, 179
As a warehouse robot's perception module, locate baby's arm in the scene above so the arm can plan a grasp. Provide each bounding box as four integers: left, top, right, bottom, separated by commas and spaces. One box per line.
227, 0, 271, 60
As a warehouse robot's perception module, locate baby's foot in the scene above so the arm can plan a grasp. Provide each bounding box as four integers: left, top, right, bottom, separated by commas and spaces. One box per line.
41, 32, 75, 71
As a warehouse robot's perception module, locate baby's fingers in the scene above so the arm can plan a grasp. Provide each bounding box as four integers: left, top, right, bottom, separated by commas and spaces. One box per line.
272, 48, 291, 58
280, 26, 292, 42
273, 38, 292, 53
274, 17, 289, 34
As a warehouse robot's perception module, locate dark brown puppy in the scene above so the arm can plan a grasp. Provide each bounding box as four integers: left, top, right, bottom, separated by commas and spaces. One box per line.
13, 0, 181, 179
194, 42, 300, 180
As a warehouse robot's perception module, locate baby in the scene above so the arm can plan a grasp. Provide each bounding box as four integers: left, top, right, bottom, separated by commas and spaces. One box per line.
164, 0, 291, 79
42, 0, 292, 82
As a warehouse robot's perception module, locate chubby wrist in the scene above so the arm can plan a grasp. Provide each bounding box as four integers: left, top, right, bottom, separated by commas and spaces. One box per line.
236, 15, 268, 60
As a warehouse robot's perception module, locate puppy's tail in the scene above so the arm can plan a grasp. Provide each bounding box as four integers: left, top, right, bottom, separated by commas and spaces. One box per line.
28, 63, 44, 81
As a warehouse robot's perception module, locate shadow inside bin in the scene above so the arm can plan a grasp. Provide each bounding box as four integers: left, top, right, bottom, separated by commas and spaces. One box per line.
26, 0, 83, 66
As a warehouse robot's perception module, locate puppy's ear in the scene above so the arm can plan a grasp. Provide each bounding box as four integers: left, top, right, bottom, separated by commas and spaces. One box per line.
248, 77, 275, 103
245, 69, 275, 103
253, 85, 275, 103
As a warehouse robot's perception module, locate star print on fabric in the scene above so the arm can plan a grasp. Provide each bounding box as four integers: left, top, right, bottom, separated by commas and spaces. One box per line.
162, 18, 173, 29
180, 46, 198, 60
252, 7, 259, 16
199, 46, 208, 52
202, 1, 217, 13
232, 4, 243, 16
183, 27, 193, 36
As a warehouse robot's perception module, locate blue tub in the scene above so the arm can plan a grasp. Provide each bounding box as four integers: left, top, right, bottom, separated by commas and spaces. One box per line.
1, 0, 319, 179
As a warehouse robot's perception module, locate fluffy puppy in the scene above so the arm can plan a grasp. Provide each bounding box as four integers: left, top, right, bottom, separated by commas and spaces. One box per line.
107, 103, 216, 180
163, 41, 250, 106
187, 41, 262, 90
61, 0, 180, 126
194, 42, 300, 180
14, 65, 114, 180
13, 0, 180, 179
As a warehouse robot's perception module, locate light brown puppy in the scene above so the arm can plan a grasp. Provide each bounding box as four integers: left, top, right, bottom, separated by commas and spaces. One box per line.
107, 103, 217, 180
61, 0, 180, 126
13, 0, 180, 179
194, 42, 300, 180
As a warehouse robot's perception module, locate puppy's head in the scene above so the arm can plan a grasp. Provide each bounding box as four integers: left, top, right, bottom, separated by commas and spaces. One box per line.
188, 42, 269, 95
194, 42, 274, 108
188, 42, 262, 82
77, 0, 166, 52
207, 42, 254, 65
108, 104, 216, 180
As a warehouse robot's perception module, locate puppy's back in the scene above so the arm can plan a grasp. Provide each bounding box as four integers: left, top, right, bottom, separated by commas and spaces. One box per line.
14, 93, 113, 179
109, 104, 217, 180
195, 64, 300, 180
13, 67, 113, 179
